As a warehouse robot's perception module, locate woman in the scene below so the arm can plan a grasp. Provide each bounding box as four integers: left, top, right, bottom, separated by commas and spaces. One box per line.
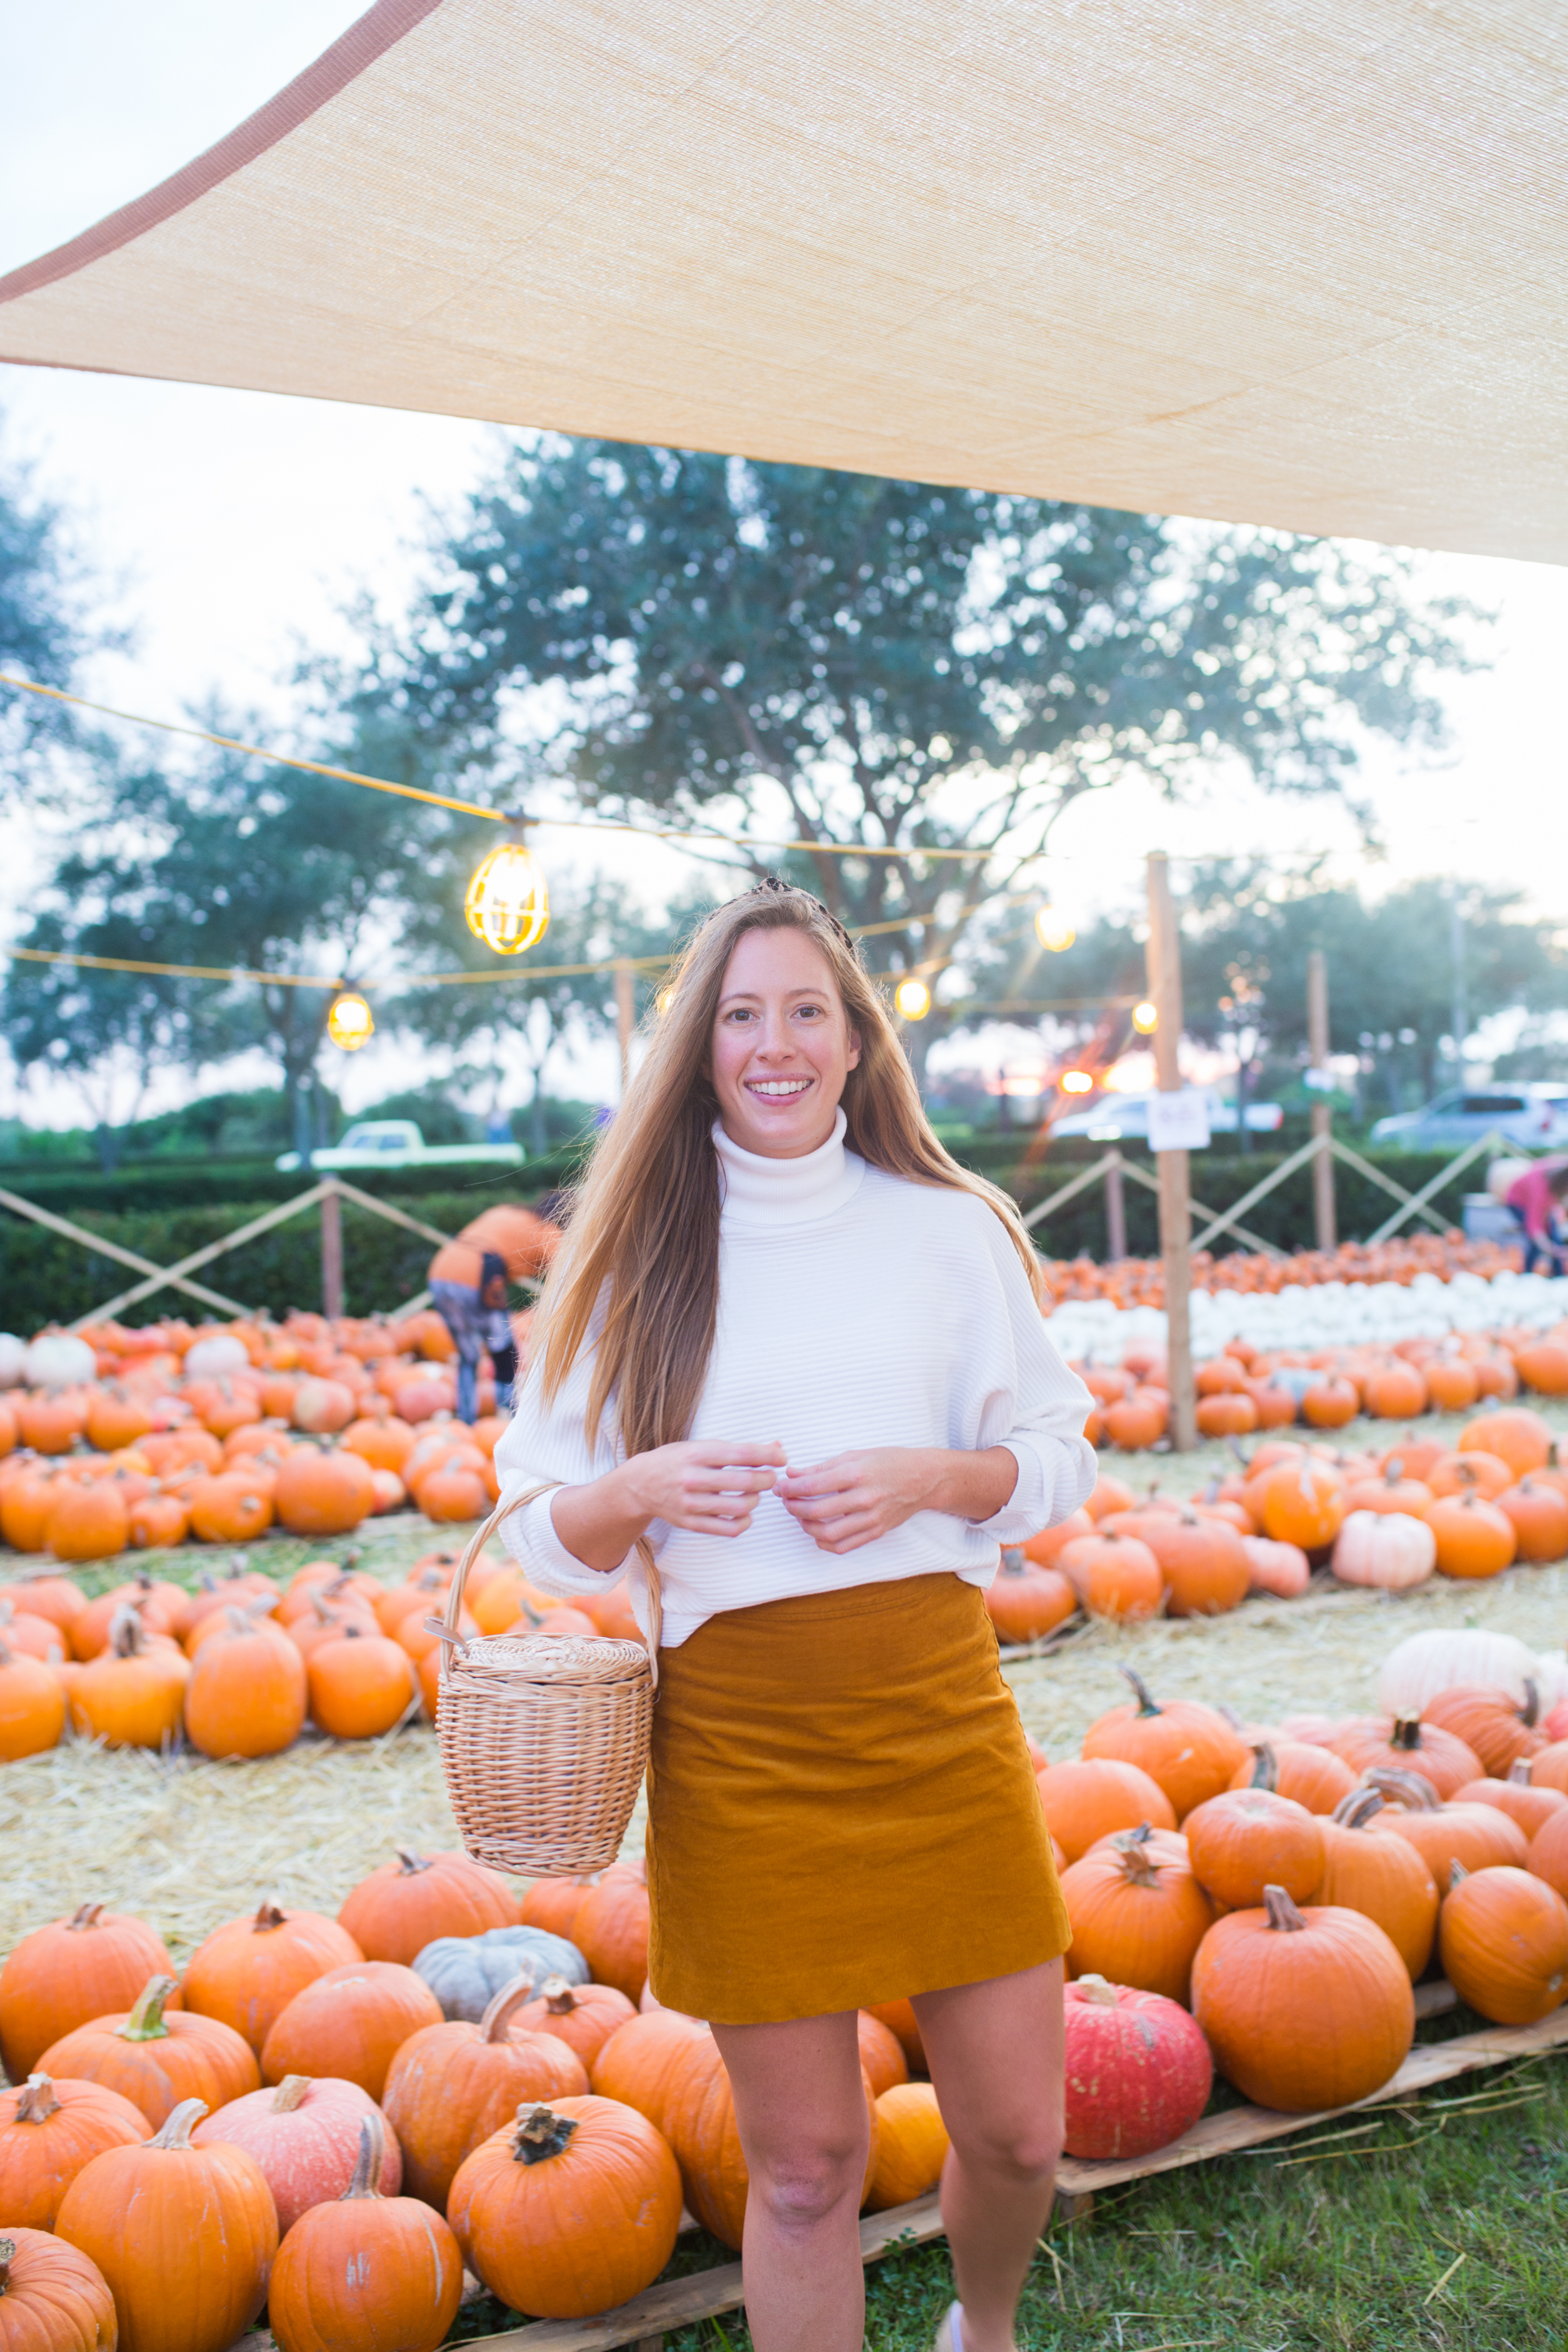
1504, 1156, 1568, 1276
493, 879, 1094, 2352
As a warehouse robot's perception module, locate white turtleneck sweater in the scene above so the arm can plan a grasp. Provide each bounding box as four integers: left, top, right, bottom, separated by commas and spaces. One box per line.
492, 1112, 1097, 1648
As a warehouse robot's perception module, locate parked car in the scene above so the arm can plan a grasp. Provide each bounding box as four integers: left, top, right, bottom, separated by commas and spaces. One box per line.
1370, 1085, 1568, 1152
1048, 1089, 1283, 1142
275, 1119, 524, 1173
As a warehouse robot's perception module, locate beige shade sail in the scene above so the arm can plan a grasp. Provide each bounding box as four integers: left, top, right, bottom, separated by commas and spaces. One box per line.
2, 0, 1564, 561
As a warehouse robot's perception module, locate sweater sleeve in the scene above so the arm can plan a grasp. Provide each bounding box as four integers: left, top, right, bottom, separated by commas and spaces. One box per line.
964, 1215, 1098, 1544
489, 1328, 637, 1602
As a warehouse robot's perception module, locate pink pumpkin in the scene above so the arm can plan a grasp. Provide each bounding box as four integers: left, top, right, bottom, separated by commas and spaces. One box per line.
1242, 1537, 1311, 1599
1062, 1976, 1212, 2159
291, 1379, 357, 1436
1331, 1509, 1436, 1590
192, 2072, 401, 2232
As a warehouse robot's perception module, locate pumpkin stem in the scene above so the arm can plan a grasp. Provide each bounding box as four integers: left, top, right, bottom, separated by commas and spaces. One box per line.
0, 1634, 13, 1668
539, 1976, 579, 2016
1522, 1679, 1540, 1730
1330, 1786, 1385, 1829
1390, 1719, 1424, 1753
1109, 1824, 1163, 1886
1119, 1667, 1162, 1719
343, 2112, 386, 2200
1508, 1758, 1534, 1786
1248, 1742, 1279, 1792
1361, 1765, 1439, 1812
148, 2097, 208, 2151
1000, 1549, 1026, 1577
1073, 1974, 1120, 2006
510, 2103, 579, 2164
67, 1903, 105, 1933
480, 1973, 539, 2043
115, 1974, 178, 2042
1385, 1457, 1403, 1483
271, 2076, 311, 2113
108, 1605, 148, 1659
15, 2074, 61, 2123
1262, 1886, 1308, 1933
0, 2239, 11, 2292
252, 1900, 289, 1933
395, 1849, 434, 1876
1450, 1860, 1468, 1891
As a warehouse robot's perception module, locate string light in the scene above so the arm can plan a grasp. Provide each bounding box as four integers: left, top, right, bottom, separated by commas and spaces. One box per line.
1060, 1069, 1094, 1094
326, 991, 375, 1051
464, 826, 550, 956
894, 977, 931, 1021
1131, 1000, 1159, 1033
1034, 906, 1076, 953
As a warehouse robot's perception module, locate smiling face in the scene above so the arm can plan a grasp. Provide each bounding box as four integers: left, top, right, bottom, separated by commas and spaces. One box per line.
710, 924, 862, 1159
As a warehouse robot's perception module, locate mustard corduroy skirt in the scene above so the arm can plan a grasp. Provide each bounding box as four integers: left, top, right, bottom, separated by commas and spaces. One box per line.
644, 1570, 1069, 2025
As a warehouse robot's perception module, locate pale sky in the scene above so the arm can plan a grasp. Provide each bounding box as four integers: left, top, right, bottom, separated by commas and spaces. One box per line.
3, 1, 1566, 1122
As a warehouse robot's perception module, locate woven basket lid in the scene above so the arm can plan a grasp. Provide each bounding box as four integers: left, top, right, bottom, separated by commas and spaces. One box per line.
447, 1633, 650, 1684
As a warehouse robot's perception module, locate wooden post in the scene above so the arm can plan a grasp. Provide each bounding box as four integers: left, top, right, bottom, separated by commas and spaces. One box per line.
1145, 854, 1196, 1450
1104, 1153, 1127, 1261
319, 1179, 344, 1320
1308, 947, 1337, 1253
615, 960, 636, 1095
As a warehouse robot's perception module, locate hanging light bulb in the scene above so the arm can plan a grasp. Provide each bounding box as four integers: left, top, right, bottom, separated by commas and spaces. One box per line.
895, 976, 931, 1021
465, 819, 550, 956
1035, 906, 1076, 953
327, 991, 375, 1051
1132, 1000, 1159, 1033
1060, 1068, 1094, 1094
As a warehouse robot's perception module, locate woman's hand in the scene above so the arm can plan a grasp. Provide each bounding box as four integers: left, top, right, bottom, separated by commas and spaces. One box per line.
551, 1440, 786, 1571
777, 1445, 1018, 1555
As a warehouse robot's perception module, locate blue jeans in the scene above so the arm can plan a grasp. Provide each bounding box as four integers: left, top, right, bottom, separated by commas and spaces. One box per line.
1508, 1206, 1567, 1276
430, 1276, 485, 1425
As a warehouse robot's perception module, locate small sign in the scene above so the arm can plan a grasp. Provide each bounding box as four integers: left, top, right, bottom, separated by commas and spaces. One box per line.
1147, 1089, 1211, 1152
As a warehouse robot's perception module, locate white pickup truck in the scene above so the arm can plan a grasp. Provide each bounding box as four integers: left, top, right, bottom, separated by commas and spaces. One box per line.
275, 1119, 524, 1173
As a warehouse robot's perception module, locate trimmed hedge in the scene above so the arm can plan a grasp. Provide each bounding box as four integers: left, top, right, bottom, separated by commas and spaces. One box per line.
0, 1146, 584, 1218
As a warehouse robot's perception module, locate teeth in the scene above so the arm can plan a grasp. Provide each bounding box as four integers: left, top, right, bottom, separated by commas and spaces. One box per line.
749, 1080, 810, 1096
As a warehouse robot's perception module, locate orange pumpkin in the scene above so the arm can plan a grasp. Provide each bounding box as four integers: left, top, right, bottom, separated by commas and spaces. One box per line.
519, 1878, 594, 1940
1453, 1768, 1566, 1843
1425, 1493, 1518, 1579
181, 1901, 364, 2054
1035, 1757, 1177, 1861
338, 1848, 518, 1966
1421, 1682, 1543, 1777
266, 2110, 463, 2352
515, 1976, 638, 2071
863, 1997, 925, 2074
1457, 1407, 1554, 1479
69, 1573, 183, 1661
1324, 1714, 1483, 1800
1362, 1361, 1428, 1418
1055, 1530, 1163, 1619
46, 1483, 130, 1565
1374, 1797, 1528, 1883
1191, 1889, 1414, 2111
1183, 1788, 1325, 1910
1081, 1669, 1249, 1819
0, 2071, 151, 2230
0, 1631, 67, 1762
1523, 1804, 1568, 1902
307, 1626, 416, 1738
38, 1974, 259, 2129
865, 2082, 949, 2210
983, 1555, 1077, 1642
0, 2227, 118, 2352
127, 1489, 190, 1549
1515, 1340, 1568, 1396
261, 1962, 445, 2100
1126, 1509, 1250, 1617
181, 1469, 274, 1544
1496, 1478, 1568, 1564
589, 2007, 712, 2138
55, 2095, 278, 2352
1426, 1450, 1515, 1502
274, 1447, 376, 1537
7, 1574, 88, 1639
572, 1861, 652, 2004
69, 1610, 190, 1751
1255, 1457, 1346, 1549
182, 1608, 307, 1760
1019, 1506, 1094, 1569
448, 2096, 683, 2319
1227, 1740, 1356, 1815
0, 1906, 179, 2084
382, 1975, 590, 2209
1316, 1788, 1439, 1978
1439, 1864, 1568, 2024
1058, 1824, 1214, 2004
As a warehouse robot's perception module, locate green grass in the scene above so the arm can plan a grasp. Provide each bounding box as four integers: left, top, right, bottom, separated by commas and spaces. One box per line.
442, 2026, 1568, 2351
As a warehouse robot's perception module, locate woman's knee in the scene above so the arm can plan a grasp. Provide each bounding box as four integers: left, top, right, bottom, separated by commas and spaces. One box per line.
750, 2130, 869, 2230
946, 2110, 1063, 2187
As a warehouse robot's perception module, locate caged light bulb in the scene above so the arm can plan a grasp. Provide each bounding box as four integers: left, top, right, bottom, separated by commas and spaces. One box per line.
1131, 1000, 1159, 1033
894, 976, 932, 1021
1034, 906, 1076, 953
465, 837, 550, 957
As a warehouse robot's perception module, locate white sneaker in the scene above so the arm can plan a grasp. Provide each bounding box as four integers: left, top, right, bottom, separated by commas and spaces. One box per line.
931, 2305, 964, 2352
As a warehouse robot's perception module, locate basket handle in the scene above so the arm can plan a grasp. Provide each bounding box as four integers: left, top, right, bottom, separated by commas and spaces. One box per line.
437, 1482, 662, 1687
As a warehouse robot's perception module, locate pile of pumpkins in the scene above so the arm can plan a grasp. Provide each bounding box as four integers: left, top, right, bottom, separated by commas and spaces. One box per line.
0, 1308, 530, 1565
0, 1846, 943, 2350
1071, 1323, 1568, 1453
985, 1406, 1568, 1645
1036, 1619, 1568, 2132
1044, 1229, 1523, 1310
0, 1544, 634, 1764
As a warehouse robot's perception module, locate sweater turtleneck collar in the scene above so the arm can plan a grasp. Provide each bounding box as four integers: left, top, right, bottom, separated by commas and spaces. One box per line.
713, 1108, 865, 1228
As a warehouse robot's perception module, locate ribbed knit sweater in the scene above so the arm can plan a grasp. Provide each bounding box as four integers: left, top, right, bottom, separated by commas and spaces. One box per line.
492, 1111, 1097, 1647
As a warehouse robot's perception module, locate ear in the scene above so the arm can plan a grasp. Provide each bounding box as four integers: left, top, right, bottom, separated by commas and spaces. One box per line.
845, 1025, 862, 1072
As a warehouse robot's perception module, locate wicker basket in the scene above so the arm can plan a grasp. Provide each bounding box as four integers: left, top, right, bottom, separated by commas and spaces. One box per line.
432, 1484, 660, 1877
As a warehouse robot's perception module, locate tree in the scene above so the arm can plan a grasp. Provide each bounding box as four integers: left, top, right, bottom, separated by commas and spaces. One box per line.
361, 440, 1475, 1058
0, 413, 114, 785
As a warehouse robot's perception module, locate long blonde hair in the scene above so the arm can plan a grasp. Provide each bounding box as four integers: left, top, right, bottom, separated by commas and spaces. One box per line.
535, 881, 1038, 1455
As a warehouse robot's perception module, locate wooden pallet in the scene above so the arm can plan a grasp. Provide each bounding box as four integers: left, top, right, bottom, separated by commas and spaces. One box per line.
444, 1994, 1568, 2352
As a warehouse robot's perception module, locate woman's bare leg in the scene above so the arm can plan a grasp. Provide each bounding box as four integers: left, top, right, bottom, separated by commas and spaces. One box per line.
711, 2009, 869, 2352
913, 1959, 1065, 2352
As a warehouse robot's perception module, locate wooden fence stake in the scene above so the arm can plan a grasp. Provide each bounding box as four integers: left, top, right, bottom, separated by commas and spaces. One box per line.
1308, 947, 1337, 1250
319, 1179, 345, 1319
1104, 1152, 1127, 1260
1145, 853, 1196, 1450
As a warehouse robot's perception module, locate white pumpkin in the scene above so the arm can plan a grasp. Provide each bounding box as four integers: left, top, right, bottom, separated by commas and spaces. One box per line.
1377, 1624, 1542, 1717
0, 1334, 27, 1388
1331, 1509, 1435, 1592
23, 1333, 97, 1390
183, 1334, 251, 1379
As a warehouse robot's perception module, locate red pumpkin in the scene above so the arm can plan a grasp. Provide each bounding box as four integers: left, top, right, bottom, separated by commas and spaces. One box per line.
193, 2072, 401, 2234
1061, 1975, 1212, 2158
